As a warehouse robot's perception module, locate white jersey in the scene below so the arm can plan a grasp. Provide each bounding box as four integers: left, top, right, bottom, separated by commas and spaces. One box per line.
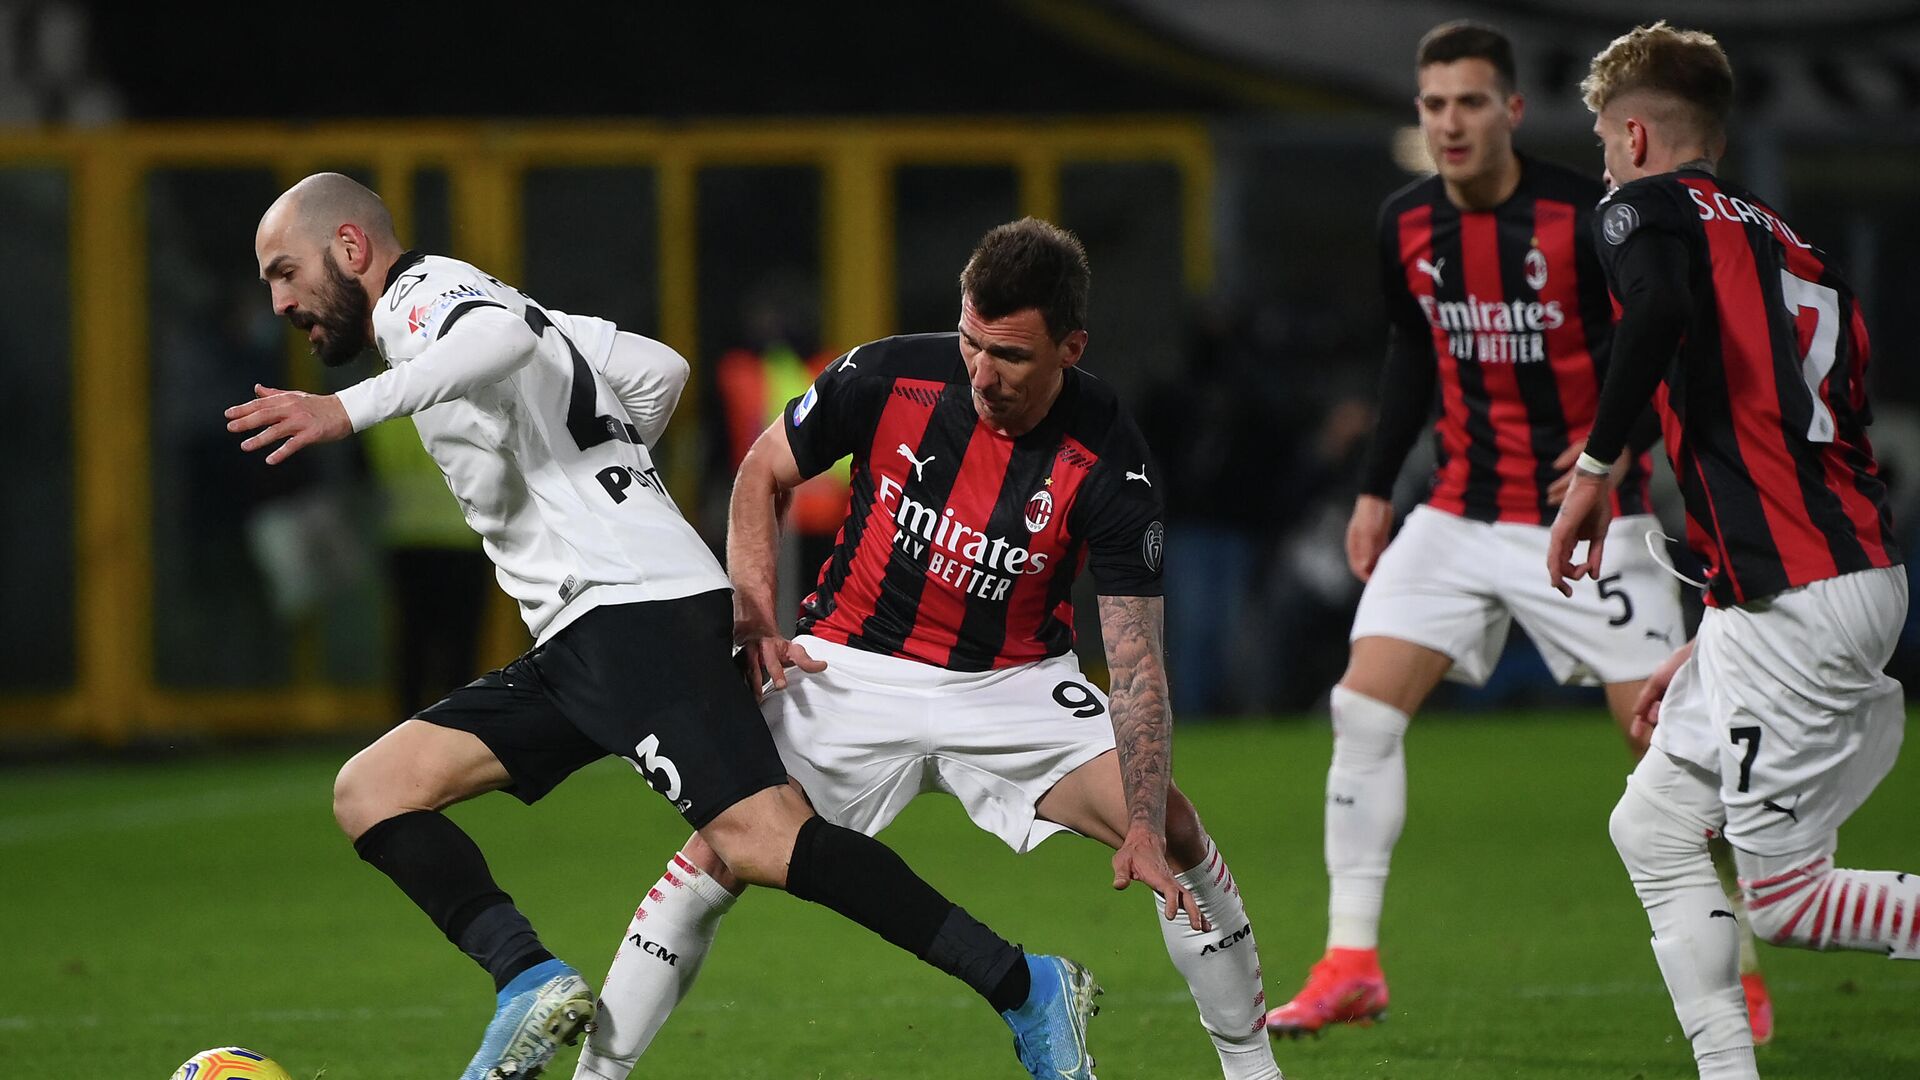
341, 252, 730, 644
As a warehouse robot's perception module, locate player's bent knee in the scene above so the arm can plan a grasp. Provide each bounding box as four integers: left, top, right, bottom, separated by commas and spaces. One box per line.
331, 757, 390, 839
698, 788, 808, 889
1329, 686, 1409, 767
331, 741, 466, 840
1609, 784, 1710, 888
1607, 787, 1662, 871
1612, 787, 1674, 868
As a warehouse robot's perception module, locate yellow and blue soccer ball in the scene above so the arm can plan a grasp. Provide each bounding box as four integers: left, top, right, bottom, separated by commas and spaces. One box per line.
169, 1047, 294, 1080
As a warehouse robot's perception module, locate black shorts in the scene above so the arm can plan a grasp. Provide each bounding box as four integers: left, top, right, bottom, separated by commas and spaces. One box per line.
416, 589, 787, 828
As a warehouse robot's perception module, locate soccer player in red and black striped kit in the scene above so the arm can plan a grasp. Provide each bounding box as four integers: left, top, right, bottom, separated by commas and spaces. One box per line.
1267, 21, 1774, 1040
575, 219, 1283, 1080
1551, 23, 1913, 1080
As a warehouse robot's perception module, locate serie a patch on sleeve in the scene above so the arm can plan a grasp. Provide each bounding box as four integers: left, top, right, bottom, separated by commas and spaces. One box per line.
1602, 200, 1641, 246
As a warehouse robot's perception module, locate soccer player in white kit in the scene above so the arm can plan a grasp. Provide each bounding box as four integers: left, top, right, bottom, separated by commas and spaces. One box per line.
228, 174, 1102, 1080
1552, 24, 1915, 1080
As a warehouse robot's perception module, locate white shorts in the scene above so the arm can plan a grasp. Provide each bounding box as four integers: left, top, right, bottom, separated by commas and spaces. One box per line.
1646, 565, 1909, 856
761, 636, 1116, 853
1351, 506, 1683, 686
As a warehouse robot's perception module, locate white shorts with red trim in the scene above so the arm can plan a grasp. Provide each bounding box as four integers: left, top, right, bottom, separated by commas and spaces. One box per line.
1648, 565, 1909, 856
761, 635, 1116, 853
1350, 505, 1683, 686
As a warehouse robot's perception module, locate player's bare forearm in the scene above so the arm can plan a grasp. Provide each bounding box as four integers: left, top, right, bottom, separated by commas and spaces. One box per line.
726, 423, 808, 638
1099, 594, 1172, 835
727, 455, 784, 637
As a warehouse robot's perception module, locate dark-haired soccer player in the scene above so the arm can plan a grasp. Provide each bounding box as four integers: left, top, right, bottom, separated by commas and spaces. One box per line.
1268, 20, 1772, 1040
575, 219, 1282, 1080
1550, 22, 1914, 1080
228, 175, 1096, 1080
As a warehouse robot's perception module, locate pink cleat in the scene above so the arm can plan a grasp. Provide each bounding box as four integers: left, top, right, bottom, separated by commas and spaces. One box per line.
1265, 947, 1389, 1039
1743, 972, 1774, 1046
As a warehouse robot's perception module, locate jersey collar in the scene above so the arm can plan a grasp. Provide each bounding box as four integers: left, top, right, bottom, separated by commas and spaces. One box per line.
383, 249, 427, 294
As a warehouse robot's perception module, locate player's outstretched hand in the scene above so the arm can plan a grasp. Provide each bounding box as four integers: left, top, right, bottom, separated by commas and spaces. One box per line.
739, 632, 827, 700
1547, 471, 1612, 596
225, 384, 353, 465
1631, 640, 1694, 745
1345, 495, 1394, 582
1112, 823, 1208, 932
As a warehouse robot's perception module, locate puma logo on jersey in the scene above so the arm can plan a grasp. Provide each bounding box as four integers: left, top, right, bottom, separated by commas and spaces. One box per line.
1125, 465, 1151, 487
1761, 796, 1801, 822
1416, 256, 1446, 286
839, 345, 861, 372
897, 444, 935, 481
1644, 628, 1673, 645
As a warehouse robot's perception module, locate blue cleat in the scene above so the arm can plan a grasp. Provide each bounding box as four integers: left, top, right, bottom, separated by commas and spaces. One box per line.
456, 958, 596, 1080
1000, 954, 1102, 1079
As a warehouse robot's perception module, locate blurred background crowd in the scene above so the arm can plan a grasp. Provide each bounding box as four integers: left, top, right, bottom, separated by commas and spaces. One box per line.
4, 0, 1920, 749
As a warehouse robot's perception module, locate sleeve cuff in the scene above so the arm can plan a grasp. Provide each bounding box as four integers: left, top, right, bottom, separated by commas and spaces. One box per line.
1574, 451, 1613, 477
336, 380, 385, 433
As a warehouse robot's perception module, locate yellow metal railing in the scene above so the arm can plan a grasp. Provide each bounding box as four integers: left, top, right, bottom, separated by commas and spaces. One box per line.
0, 118, 1213, 745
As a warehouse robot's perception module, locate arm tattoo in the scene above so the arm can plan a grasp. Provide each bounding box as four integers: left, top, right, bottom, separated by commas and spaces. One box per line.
1099, 594, 1171, 835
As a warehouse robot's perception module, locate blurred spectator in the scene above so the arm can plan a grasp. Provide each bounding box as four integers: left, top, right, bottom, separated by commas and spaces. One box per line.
1142, 299, 1263, 715
362, 419, 491, 718
0, 2, 123, 125
703, 273, 848, 622
1251, 393, 1375, 711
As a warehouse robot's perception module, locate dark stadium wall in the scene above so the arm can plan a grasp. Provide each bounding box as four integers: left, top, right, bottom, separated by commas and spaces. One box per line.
91, 1, 1259, 120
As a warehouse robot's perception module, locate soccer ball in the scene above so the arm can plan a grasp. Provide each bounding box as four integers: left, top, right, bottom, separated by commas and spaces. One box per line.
169, 1047, 294, 1080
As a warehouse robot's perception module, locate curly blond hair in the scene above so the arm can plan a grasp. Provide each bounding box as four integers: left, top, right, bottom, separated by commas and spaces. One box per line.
1582, 21, 1733, 140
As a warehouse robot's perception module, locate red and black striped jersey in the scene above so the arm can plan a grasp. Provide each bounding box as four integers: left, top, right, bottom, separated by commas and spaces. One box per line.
1379, 155, 1651, 524
781, 333, 1165, 672
1595, 169, 1898, 607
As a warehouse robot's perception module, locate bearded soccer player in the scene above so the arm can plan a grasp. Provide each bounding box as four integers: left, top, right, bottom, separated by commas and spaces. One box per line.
227, 175, 1098, 1080
1549, 23, 1913, 1080
1266, 21, 1773, 1040
573, 219, 1282, 1080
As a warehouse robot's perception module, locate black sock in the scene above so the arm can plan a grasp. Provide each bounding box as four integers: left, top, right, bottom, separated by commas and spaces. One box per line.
783, 816, 1028, 1010
352, 810, 555, 992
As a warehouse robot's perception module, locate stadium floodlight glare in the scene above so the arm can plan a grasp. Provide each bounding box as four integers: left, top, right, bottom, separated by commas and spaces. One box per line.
1392, 126, 1435, 175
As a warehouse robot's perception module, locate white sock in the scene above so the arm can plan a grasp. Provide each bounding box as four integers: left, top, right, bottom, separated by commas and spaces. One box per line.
1160, 838, 1283, 1080
1324, 686, 1409, 951
1738, 851, 1920, 956
1697, 1047, 1761, 1080
1611, 779, 1754, 1078
573, 853, 738, 1079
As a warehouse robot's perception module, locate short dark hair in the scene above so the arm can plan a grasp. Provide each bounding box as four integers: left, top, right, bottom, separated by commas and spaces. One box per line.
1417, 21, 1517, 93
959, 217, 1090, 341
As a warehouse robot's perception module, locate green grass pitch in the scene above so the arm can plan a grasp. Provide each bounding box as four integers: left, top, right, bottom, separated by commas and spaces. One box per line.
3, 713, 1916, 1078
